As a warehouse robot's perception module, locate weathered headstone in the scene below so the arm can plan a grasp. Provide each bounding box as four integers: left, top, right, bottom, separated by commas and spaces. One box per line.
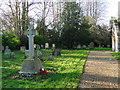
41, 45, 44, 49
36, 44, 40, 50
45, 43, 49, 49
20, 46, 26, 53
77, 44, 81, 49
34, 44, 36, 49
107, 45, 110, 48
99, 44, 101, 48
48, 54, 53, 60
19, 24, 43, 75
37, 50, 43, 59
82, 45, 86, 49
52, 49, 61, 56
102, 45, 104, 48
4, 46, 11, 58
10, 52, 16, 58
51, 44, 55, 50
89, 42, 94, 49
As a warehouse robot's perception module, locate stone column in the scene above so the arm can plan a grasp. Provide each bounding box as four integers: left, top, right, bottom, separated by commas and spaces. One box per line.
115, 35, 119, 52
118, 36, 120, 52
112, 35, 115, 51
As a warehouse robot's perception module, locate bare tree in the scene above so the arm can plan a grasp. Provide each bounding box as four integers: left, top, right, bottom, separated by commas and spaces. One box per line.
81, 0, 107, 25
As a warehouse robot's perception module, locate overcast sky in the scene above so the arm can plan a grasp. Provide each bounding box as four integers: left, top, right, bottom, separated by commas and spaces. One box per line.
0, 0, 120, 26
105, 0, 120, 25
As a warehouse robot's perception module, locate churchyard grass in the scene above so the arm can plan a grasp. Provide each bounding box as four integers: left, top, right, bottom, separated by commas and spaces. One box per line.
2, 49, 89, 88
91, 48, 112, 51
111, 52, 120, 60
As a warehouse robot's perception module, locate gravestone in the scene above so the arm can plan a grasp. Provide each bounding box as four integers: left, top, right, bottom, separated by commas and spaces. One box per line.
48, 54, 53, 60
99, 45, 101, 48
34, 44, 36, 49
89, 42, 94, 49
82, 45, 86, 49
45, 43, 49, 49
77, 44, 81, 49
102, 45, 104, 48
4, 46, 11, 58
51, 44, 55, 50
10, 52, 16, 58
19, 24, 43, 75
107, 45, 110, 48
36, 44, 40, 50
41, 45, 44, 49
20, 46, 26, 53
37, 50, 43, 59
52, 49, 61, 56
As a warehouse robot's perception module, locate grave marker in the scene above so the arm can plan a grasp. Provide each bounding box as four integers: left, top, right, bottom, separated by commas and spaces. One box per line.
36, 44, 40, 50
4, 46, 11, 58
41, 45, 44, 49
52, 49, 61, 56
77, 44, 81, 49
11, 52, 16, 58
48, 54, 53, 60
20, 46, 26, 53
52, 44, 55, 50
82, 45, 86, 49
19, 25, 43, 75
45, 43, 49, 49
89, 42, 94, 49
37, 50, 43, 59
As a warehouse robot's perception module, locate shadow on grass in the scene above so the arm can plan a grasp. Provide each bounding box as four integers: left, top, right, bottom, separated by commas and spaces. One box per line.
3, 71, 82, 88
2, 49, 89, 88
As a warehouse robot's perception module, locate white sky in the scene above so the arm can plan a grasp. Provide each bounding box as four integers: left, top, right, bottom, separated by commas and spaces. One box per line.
105, 0, 120, 25
0, 0, 120, 26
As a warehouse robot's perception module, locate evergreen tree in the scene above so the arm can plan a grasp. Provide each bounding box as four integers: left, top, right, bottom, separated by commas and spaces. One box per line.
60, 2, 92, 48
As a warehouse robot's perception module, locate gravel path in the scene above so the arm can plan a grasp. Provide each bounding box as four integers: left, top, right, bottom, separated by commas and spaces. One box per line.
78, 51, 119, 88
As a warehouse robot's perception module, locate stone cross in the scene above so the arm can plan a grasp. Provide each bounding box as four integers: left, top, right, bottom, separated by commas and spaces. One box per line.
25, 25, 37, 58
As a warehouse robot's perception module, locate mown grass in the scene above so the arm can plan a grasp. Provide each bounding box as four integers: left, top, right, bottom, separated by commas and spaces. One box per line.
91, 48, 112, 51
2, 49, 89, 88
111, 52, 120, 60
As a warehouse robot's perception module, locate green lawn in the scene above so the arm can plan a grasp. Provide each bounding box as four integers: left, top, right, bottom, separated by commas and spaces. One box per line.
111, 52, 120, 60
2, 49, 89, 88
91, 48, 112, 51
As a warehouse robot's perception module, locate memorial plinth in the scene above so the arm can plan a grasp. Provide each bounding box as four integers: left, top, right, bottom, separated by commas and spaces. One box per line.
19, 58, 42, 74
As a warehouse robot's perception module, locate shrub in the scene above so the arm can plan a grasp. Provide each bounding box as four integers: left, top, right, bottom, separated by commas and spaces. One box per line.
2, 31, 20, 50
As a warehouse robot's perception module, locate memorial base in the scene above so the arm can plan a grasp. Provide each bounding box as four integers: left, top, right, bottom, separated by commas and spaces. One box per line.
19, 57, 42, 74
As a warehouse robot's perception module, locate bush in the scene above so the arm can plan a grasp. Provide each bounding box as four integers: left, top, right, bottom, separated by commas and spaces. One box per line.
2, 31, 20, 50
34, 35, 46, 45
